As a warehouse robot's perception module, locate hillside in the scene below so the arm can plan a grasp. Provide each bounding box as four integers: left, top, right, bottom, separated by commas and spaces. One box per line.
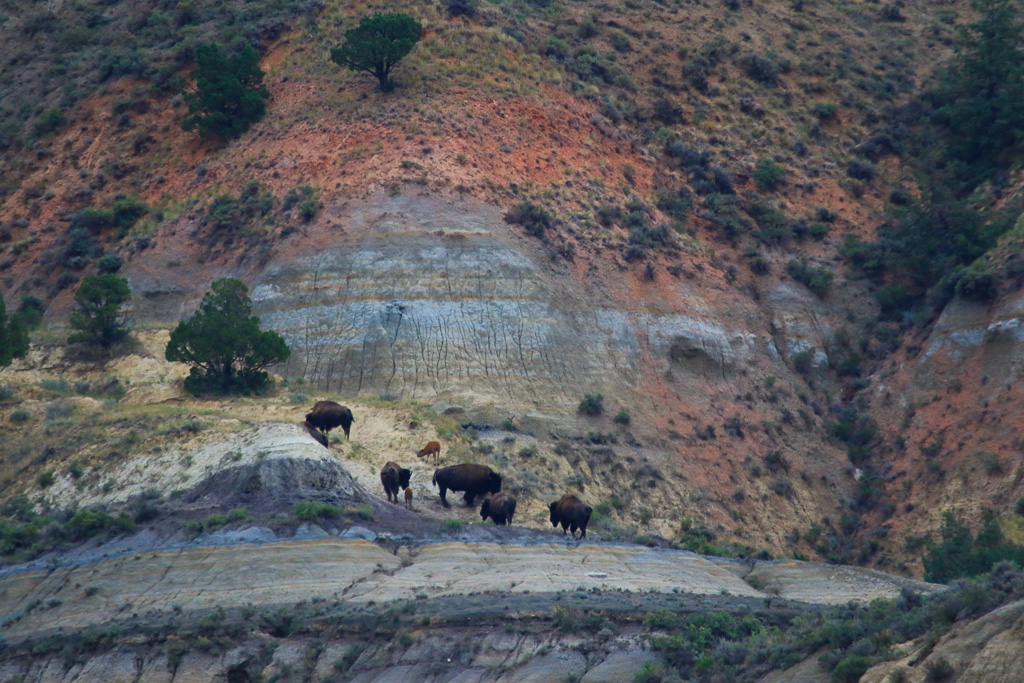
2, 0, 1024, 679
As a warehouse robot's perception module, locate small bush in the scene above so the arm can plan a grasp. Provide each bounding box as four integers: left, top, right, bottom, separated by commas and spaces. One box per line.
787, 260, 833, 297
812, 102, 838, 120
924, 658, 954, 681
754, 158, 785, 191
505, 202, 553, 238
613, 410, 631, 425
292, 501, 341, 522
36, 471, 56, 488
10, 409, 31, 423
847, 160, 875, 181
743, 54, 779, 85
578, 393, 604, 416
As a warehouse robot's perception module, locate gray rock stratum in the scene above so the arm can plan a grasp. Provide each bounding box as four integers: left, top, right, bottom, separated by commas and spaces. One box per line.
124, 193, 828, 421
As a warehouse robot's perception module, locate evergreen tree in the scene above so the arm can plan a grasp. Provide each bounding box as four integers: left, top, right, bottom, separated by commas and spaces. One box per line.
182, 44, 269, 139
68, 275, 131, 348
331, 13, 422, 92
165, 278, 290, 396
936, 0, 1024, 180
0, 294, 29, 366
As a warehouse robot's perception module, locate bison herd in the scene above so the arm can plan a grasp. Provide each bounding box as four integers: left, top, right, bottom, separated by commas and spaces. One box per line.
303, 400, 593, 540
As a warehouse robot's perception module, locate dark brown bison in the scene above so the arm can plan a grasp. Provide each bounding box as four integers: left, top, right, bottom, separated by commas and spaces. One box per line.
549, 494, 592, 539
432, 463, 501, 508
301, 421, 328, 448
417, 440, 441, 463
480, 492, 517, 526
380, 461, 412, 504
305, 401, 354, 440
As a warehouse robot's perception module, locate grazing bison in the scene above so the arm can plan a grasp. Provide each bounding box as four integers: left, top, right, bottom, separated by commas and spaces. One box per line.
405, 487, 414, 510
432, 463, 501, 508
417, 440, 441, 463
301, 421, 329, 448
480, 492, 517, 526
549, 494, 593, 539
380, 461, 412, 504
305, 401, 354, 440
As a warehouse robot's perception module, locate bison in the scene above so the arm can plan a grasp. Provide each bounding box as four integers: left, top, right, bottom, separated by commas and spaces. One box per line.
405, 487, 414, 510
305, 401, 354, 440
432, 463, 501, 508
549, 494, 593, 539
301, 420, 329, 448
380, 461, 412, 504
417, 440, 441, 463
480, 492, 517, 526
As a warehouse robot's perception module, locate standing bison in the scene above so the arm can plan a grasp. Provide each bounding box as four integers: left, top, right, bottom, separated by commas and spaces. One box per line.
480, 492, 517, 526
417, 440, 441, 463
305, 401, 354, 440
380, 461, 412, 504
549, 493, 593, 539
432, 463, 501, 508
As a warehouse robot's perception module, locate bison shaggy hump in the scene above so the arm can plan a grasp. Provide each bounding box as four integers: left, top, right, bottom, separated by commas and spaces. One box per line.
432, 463, 501, 508
305, 401, 354, 439
480, 492, 517, 526
549, 493, 592, 539
380, 461, 412, 504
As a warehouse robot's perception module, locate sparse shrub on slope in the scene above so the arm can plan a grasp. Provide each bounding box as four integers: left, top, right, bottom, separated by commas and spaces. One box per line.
505, 202, 554, 238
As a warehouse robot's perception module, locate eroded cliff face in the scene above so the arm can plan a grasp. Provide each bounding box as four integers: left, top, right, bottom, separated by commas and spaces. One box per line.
859, 286, 1024, 573
118, 190, 855, 553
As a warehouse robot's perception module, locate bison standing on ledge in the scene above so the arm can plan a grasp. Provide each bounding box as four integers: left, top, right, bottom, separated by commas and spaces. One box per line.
305, 401, 354, 440
380, 461, 412, 504
480, 492, 517, 526
432, 463, 501, 508
549, 493, 593, 539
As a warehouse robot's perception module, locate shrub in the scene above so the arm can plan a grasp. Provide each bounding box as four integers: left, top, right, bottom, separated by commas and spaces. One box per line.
36, 471, 56, 488
812, 102, 838, 120
924, 658, 955, 681
787, 260, 833, 297
754, 157, 785, 191
33, 109, 65, 137
165, 278, 290, 396
578, 393, 604, 416
292, 501, 341, 522
952, 262, 998, 302
446, 0, 478, 18
505, 202, 554, 238
614, 410, 631, 425
832, 655, 871, 683
330, 13, 422, 92
743, 54, 779, 85
182, 44, 269, 139
847, 159, 875, 181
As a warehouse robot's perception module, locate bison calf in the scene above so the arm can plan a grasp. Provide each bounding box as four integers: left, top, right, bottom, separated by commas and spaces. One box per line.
380, 461, 412, 504
305, 401, 354, 440
405, 487, 414, 510
480, 492, 517, 526
417, 440, 441, 463
549, 493, 593, 539
432, 463, 501, 508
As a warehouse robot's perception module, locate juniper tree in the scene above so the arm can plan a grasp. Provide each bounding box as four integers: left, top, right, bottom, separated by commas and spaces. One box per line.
165, 278, 290, 396
330, 13, 422, 92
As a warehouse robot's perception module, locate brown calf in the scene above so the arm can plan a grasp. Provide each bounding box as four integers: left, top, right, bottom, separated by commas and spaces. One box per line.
405, 487, 414, 510
417, 440, 441, 463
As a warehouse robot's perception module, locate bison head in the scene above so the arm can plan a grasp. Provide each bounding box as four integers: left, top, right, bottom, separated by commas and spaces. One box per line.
486, 471, 502, 494
399, 468, 412, 489
480, 498, 491, 520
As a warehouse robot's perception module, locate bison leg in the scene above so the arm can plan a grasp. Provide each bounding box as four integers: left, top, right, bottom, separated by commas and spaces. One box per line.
463, 492, 476, 507
439, 487, 450, 508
